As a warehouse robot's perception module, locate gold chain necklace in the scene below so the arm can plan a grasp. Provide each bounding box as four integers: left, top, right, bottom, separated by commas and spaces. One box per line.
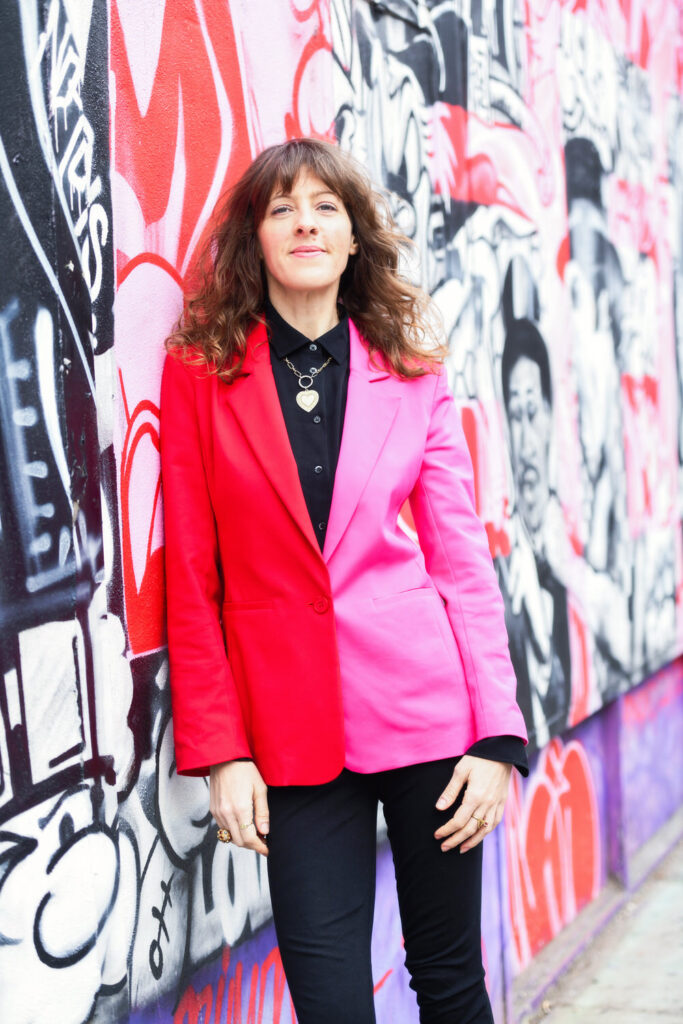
284, 355, 333, 412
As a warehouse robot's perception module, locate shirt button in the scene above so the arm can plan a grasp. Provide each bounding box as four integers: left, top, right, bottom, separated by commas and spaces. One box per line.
309, 366, 317, 374
314, 465, 323, 474
318, 521, 326, 531
313, 596, 330, 614
309, 342, 318, 351
313, 415, 322, 424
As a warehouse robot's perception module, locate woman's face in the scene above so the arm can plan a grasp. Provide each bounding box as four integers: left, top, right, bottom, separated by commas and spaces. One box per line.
256, 169, 358, 304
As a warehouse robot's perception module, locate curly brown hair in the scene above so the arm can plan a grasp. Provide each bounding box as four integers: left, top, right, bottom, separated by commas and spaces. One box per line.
166, 138, 445, 380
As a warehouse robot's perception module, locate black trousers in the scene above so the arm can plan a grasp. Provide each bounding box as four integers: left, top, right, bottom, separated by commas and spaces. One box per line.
266, 758, 494, 1024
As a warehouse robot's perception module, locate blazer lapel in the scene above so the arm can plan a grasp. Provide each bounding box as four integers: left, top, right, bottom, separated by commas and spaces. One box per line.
323, 320, 401, 563
220, 322, 321, 555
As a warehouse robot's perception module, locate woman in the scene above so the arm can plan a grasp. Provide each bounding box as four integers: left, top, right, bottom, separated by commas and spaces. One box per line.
161, 138, 528, 1023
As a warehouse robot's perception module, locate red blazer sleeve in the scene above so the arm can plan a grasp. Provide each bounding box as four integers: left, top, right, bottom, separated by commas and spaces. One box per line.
409, 365, 528, 745
160, 353, 252, 775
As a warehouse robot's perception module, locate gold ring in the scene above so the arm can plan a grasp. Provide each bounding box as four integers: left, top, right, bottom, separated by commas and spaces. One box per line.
239, 821, 254, 831
472, 816, 488, 830
217, 828, 231, 843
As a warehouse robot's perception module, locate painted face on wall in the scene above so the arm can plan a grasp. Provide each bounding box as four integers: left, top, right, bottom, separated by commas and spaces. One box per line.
566, 258, 618, 488
506, 357, 552, 533
256, 169, 358, 306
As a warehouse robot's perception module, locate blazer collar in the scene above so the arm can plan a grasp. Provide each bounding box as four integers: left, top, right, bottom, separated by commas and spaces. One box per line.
223, 319, 400, 562
322, 321, 400, 561
224, 321, 319, 553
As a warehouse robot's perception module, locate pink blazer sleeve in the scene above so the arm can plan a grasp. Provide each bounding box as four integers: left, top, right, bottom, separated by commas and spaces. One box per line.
409, 365, 528, 744
160, 354, 252, 774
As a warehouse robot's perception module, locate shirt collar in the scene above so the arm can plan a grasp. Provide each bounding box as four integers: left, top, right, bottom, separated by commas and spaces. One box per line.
265, 299, 349, 364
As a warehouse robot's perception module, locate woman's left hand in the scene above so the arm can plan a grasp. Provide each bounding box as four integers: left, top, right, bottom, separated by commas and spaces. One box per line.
434, 756, 513, 853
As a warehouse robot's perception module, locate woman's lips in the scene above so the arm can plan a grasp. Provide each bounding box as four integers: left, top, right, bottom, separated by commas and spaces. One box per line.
290, 247, 325, 257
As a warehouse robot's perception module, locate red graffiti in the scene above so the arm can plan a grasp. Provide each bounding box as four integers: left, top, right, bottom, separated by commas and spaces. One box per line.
110, 0, 251, 280
173, 942, 394, 1024
506, 737, 601, 967
621, 373, 666, 534
118, 372, 166, 654
175, 946, 296, 1024
429, 104, 535, 220
373, 968, 393, 993
567, 603, 591, 726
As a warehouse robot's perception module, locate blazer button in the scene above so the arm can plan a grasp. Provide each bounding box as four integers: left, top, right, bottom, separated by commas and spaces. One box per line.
313, 596, 330, 614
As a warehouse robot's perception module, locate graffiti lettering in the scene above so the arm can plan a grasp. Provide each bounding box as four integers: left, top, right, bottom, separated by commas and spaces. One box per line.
36, 0, 111, 310
506, 737, 602, 966
149, 875, 175, 980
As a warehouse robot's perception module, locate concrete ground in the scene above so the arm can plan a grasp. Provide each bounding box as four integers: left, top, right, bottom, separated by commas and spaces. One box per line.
521, 838, 683, 1023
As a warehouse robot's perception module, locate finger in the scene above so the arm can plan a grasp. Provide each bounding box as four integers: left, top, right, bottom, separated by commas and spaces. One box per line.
440, 801, 493, 850
460, 805, 503, 853
234, 798, 271, 856
219, 814, 269, 857
226, 801, 256, 848
459, 802, 504, 853
440, 815, 482, 852
460, 812, 492, 852
238, 822, 269, 857
459, 825, 487, 854
435, 764, 466, 810
253, 785, 270, 837
435, 784, 481, 838
223, 812, 245, 848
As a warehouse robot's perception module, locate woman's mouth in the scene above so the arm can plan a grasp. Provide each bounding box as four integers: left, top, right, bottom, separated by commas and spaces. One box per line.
291, 246, 325, 257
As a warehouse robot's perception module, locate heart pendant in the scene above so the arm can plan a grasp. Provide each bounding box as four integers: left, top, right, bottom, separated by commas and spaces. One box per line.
296, 389, 319, 412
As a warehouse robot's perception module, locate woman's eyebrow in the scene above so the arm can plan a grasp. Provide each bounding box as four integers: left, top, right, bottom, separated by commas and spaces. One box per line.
269, 188, 338, 201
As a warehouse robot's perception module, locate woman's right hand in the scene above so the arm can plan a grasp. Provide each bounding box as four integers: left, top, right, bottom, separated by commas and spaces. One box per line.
210, 760, 270, 856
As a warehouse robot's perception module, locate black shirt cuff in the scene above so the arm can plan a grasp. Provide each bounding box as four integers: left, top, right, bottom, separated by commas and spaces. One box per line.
465, 735, 529, 777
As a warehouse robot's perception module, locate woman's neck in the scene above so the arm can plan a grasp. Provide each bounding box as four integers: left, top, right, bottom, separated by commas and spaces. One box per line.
266, 288, 340, 341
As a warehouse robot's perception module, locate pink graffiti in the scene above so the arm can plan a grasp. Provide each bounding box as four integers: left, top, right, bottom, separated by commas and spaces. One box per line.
506, 737, 602, 966
622, 656, 683, 726
622, 373, 671, 535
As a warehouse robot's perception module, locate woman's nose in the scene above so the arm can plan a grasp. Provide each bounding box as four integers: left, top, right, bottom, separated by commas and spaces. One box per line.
295, 208, 318, 234
519, 418, 536, 459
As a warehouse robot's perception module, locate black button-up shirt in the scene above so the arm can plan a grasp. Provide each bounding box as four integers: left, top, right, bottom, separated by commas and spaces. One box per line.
265, 301, 528, 775
267, 299, 349, 550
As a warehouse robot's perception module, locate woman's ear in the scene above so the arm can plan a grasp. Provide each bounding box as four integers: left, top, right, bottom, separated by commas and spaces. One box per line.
349, 234, 359, 256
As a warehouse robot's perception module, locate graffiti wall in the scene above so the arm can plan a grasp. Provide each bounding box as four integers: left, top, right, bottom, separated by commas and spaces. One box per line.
0, 1, 682, 1023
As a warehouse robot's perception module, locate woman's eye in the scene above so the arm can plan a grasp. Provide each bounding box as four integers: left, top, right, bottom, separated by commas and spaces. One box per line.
270, 204, 291, 215
318, 202, 337, 212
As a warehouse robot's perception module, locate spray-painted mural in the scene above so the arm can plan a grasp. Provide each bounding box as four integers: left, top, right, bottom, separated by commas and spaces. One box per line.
0, 1, 682, 1022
